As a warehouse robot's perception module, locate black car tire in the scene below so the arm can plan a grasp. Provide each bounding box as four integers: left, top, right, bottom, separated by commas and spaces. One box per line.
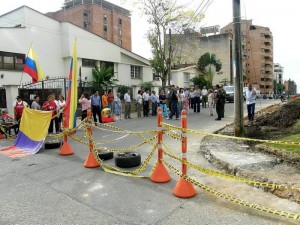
98, 151, 114, 160
45, 140, 62, 149
115, 152, 141, 168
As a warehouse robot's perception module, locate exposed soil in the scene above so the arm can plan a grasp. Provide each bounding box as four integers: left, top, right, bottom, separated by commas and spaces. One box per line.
200, 101, 300, 204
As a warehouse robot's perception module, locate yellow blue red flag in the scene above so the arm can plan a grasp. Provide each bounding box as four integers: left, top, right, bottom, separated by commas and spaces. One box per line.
64, 39, 78, 129
23, 45, 46, 83
0, 108, 52, 158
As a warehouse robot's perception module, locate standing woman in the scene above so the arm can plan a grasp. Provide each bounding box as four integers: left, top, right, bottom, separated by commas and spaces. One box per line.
102, 91, 108, 109
31, 95, 41, 110
57, 95, 66, 131
42, 95, 58, 134
107, 90, 114, 113
193, 85, 201, 113
136, 90, 143, 118
159, 89, 168, 118
78, 92, 91, 121
178, 88, 185, 114
114, 93, 122, 121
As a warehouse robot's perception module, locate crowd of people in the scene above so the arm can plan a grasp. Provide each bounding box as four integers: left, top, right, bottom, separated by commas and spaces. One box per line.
0, 83, 258, 137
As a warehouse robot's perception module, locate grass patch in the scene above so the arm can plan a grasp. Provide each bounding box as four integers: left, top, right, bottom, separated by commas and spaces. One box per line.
265, 120, 300, 154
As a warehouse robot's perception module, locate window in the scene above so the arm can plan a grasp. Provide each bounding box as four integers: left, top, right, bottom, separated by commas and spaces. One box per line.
0, 51, 25, 71
103, 14, 107, 24
183, 72, 190, 82
131, 65, 142, 79
118, 29, 122, 38
82, 58, 96, 67
103, 25, 107, 33
83, 10, 88, 17
118, 18, 122, 27
153, 73, 160, 81
118, 39, 122, 47
84, 22, 88, 29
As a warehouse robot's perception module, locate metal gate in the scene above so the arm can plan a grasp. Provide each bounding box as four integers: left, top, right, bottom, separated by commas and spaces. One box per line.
0, 87, 6, 108
19, 77, 67, 105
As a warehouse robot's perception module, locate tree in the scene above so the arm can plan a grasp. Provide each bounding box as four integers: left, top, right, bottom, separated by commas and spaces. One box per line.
197, 52, 222, 87
136, 0, 204, 87
190, 75, 208, 89
273, 79, 285, 95
91, 63, 118, 92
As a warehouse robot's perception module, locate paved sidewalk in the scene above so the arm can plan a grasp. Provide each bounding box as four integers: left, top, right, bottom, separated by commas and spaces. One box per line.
1, 99, 298, 225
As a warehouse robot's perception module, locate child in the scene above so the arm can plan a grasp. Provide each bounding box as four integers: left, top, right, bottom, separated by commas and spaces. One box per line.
208, 89, 214, 116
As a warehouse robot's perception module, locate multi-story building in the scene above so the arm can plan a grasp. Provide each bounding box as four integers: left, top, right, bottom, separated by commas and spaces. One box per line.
221, 20, 273, 95
47, 0, 132, 51
168, 28, 233, 86
273, 63, 284, 84
284, 79, 297, 95
0, 6, 156, 112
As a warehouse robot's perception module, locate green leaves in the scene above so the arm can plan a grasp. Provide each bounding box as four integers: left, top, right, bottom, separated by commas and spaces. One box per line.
91, 63, 118, 91
197, 52, 222, 87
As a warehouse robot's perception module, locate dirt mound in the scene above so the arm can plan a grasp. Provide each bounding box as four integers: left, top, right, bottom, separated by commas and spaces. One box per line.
255, 101, 300, 128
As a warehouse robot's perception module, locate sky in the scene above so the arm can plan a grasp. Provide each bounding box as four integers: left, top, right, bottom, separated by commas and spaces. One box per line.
0, 0, 299, 88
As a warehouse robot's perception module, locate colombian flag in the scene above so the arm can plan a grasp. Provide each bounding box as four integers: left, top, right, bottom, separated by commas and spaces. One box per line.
0, 108, 52, 158
64, 39, 78, 129
23, 45, 46, 83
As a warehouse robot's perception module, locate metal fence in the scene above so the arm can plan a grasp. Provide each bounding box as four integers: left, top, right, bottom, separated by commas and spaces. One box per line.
0, 87, 6, 108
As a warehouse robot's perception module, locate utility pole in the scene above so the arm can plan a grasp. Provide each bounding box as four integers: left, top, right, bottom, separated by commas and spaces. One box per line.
233, 0, 244, 136
168, 28, 172, 86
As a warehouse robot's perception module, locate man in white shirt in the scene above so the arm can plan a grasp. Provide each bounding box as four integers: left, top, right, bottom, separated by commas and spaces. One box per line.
124, 90, 131, 119
201, 86, 208, 108
150, 91, 159, 116
142, 89, 150, 117
245, 83, 257, 126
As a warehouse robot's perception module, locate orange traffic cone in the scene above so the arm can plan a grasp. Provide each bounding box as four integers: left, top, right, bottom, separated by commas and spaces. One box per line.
150, 162, 171, 183
84, 151, 100, 168
173, 178, 196, 198
60, 135, 74, 156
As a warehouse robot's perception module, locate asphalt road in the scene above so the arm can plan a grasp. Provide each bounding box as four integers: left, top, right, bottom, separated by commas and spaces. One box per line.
1, 99, 297, 225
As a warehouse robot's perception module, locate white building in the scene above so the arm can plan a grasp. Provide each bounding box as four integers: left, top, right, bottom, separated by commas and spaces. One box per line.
0, 6, 160, 112
170, 65, 201, 88
273, 63, 284, 84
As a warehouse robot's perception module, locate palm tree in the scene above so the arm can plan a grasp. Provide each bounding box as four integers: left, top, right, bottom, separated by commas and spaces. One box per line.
197, 52, 222, 87
91, 63, 118, 91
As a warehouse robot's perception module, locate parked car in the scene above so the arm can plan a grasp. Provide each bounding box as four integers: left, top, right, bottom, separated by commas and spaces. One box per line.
224, 85, 234, 103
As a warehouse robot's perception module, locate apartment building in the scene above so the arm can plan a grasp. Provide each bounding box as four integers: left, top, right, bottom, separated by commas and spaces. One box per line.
273, 63, 284, 84
47, 0, 132, 51
168, 28, 233, 86
221, 20, 273, 95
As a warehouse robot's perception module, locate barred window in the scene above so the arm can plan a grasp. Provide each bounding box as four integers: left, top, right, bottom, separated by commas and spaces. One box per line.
130, 66, 142, 79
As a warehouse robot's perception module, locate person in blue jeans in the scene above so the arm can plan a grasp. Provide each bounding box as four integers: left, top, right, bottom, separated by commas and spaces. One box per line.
167, 85, 179, 120
159, 89, 168, 117
245, 83, 257, 126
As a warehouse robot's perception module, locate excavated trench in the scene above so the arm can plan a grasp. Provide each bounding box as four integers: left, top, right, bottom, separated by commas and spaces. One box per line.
200, 100, 300, 204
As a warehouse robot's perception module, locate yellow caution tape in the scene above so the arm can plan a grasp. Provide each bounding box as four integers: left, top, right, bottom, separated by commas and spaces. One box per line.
162, 159, 300, 222
161, 122, 300, 146
161, 142, 300, 192
94, 135, 157, 153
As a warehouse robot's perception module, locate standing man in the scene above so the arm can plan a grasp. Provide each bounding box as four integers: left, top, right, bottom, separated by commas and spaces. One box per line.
220, 85, 226, 118
150, 90, 159, 116
124, 89, 132, 119
215, 85, 223, 121
167, 85, 179, 120
201, 86, 208, 108
193, 85, 201, 114
91, 90, 102, 125
245, 83, 257, 126
142, 89, 150, 117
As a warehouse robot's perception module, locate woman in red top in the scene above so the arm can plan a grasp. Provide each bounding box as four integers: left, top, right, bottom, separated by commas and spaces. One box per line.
42, 95, 58, 134
107, 89, 114, 113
